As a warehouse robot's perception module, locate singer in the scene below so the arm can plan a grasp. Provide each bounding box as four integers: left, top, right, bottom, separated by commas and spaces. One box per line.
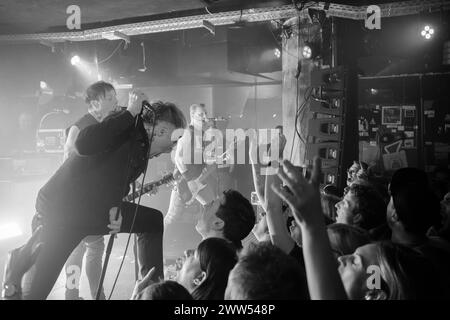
25, 81, 186, 299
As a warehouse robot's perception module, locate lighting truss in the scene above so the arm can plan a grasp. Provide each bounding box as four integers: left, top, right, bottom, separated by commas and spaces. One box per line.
0, 1, 449, 43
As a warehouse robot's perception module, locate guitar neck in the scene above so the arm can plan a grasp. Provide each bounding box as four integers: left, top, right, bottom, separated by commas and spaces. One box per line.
124, 176, 173, 202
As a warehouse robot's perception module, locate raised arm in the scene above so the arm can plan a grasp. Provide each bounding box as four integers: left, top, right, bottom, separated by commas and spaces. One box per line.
75, 110, 135, 156
75, 90, 147, 156
63, 125, 80, 161
249, 138, 266, 208
264, 163, 296, 254
271, 158, 347, 300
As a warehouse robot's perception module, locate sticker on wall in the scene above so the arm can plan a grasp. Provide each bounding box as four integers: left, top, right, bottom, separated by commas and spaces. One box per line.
383, 150, 408, 171
382, 106, 402, 125
403, 106, 416, 118
384, 140, 403, 154
403, 139, 414, 148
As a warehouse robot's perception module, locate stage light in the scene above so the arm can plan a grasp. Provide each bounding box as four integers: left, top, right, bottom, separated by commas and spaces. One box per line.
71, 55, 80, 65
0, 223, 22, 241
302, 45, 312, 59
274, 48, 281, 59
421, 25, 434, 40
40, 81, 48, 89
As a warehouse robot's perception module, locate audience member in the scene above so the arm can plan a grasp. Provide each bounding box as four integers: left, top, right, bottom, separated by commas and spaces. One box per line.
335, 183, 386, 232
195, 190, 255, 250
327, 223, 371, 259
176, 238, 237, 300
224, 242, 308, 300
133, 281, 193, 300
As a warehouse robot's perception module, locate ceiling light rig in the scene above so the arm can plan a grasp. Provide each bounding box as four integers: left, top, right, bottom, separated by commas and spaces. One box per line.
421, 25, 435, 40
0, 2, 448, 43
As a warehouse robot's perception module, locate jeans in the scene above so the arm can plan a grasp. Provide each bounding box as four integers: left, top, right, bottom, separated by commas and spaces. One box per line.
64, 235, 105, 300
25, 202, 164, 300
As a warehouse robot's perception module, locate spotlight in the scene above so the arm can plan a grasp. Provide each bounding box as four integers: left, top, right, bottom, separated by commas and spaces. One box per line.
40, 81, 48, 89
302, 45, 312, 59
421, 25, 434, 40
71, 55, 80, 65
274, 48, 281, 59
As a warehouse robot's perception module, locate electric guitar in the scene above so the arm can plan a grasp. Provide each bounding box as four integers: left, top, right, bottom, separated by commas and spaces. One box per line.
174, 138, 238, 205
124, 173, 174, 202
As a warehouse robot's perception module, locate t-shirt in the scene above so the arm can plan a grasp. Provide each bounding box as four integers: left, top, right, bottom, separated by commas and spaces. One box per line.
66, 112, 97, 135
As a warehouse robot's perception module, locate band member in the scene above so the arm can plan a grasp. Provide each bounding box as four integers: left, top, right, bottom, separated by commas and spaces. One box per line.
63, 81, 117, 300
26, 84, 186, 299
165, 104, 220, 226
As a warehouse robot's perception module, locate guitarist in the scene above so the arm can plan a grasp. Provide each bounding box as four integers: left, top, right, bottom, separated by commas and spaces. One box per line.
165, 104, 219, 226
25, 83, 186, 299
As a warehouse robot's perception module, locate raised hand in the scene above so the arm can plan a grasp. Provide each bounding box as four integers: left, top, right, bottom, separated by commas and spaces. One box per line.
271, 157, 323, 227
127, 90, 149, 117
131, 267, 156, 300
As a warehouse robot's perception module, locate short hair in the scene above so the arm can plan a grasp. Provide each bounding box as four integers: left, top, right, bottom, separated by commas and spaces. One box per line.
346, 184, 386, 230
391, 184, 441, 235
189, 103, 205, 114
191, 238, 238, 300
134, 281, 193, 300
327, 223, 371, 257
142, 100, 187, 129
85, 81, 115, 104
389, 167, 441, 235
216, 190, 256, 249
227, 242, 308, 300
389, 167, 429, 196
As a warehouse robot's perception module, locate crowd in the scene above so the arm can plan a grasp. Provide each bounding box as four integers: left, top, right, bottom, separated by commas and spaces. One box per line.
2, 82, 450, 300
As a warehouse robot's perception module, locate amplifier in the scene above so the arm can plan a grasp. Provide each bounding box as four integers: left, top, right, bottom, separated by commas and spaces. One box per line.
36, 129, 66, 153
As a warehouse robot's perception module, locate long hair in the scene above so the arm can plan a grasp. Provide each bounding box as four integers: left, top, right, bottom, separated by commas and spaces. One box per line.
375, 241, 444, 299
191, 238, 238, 300
327, 223, 371, 257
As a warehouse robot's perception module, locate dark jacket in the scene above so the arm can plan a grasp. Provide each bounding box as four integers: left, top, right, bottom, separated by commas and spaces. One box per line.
35, 110, 149, 230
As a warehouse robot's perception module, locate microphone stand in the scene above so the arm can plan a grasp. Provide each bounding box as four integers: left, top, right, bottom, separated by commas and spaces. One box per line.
95, 105, 155, 300
95, 114, 140, 300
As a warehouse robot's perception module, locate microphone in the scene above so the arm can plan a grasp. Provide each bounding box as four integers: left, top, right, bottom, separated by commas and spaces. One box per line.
141, 100, 155, 122
53, 108, 70, 114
